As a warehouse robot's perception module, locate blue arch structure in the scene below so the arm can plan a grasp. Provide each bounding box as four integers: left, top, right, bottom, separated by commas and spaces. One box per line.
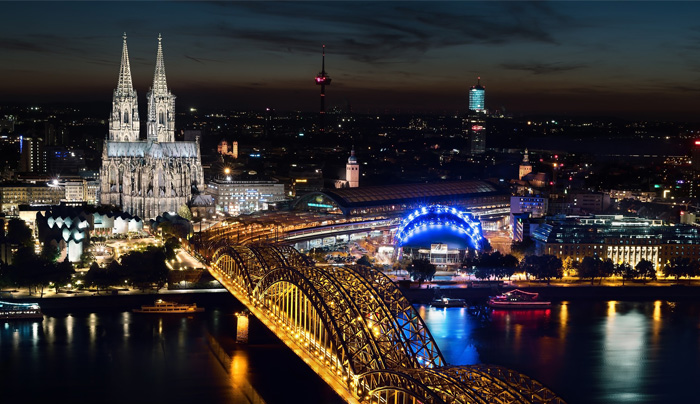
395, 205, 484, 250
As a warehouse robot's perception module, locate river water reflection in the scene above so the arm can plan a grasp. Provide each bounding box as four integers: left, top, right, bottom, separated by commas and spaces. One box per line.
1, 300, 698, 404
419, 300, 700, 404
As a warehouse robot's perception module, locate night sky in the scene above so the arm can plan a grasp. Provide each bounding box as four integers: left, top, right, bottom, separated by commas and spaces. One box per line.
3, 1, 700, 120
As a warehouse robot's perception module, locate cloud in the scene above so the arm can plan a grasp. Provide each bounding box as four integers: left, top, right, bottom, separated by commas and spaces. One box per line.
185, 55, 205, 64
0, 38, 51, 53
500, 62, 587, 75
193, 2, 573, 64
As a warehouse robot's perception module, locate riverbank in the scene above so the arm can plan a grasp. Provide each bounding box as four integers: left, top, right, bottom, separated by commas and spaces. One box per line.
400, 284, 700, 304
5, 280, 700, 310
1, 289, 237, 311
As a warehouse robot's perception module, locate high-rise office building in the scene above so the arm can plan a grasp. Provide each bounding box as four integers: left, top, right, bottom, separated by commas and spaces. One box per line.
464, 77, 487, 155
468, 77, 485, 112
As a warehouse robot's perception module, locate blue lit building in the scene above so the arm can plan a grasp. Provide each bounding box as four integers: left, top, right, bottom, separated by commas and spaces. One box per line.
468, 77, 485, 112
395, 205, 485, 269
464, 77, 486, 154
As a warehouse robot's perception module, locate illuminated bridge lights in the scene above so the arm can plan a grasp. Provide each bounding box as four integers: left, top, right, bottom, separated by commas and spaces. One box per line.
396, 204, 484, 249
204, 243, 567, 404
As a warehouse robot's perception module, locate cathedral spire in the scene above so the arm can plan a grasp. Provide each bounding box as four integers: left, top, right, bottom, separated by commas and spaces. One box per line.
152, 33, 168, 95
109, 33, 139, 142
147, 34, 176, 142
116, 33, 134, 95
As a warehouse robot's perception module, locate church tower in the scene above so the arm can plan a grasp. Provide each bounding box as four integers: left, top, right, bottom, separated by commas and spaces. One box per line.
147, 34, 176, 143
108, 33, 140, 142
346, 147, 359, 188
519, 149, 533, 180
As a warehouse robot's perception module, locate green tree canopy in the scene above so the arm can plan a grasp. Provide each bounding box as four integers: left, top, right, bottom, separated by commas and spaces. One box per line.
356, 254, 372, 267
6, 218, 33, 247
407, 258, 436, 283
635, 259, 656, 281
177, 204, 193, 221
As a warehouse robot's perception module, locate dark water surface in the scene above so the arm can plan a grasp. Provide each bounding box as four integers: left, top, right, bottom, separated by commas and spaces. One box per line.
2, 299, 698, 403
419, 300, 700, 404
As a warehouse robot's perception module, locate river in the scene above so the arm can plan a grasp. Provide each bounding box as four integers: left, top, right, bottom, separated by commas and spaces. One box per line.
1, 299, 698, 403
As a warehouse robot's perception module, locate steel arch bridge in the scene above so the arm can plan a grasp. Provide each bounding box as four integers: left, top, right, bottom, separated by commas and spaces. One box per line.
206, 243, 566, 404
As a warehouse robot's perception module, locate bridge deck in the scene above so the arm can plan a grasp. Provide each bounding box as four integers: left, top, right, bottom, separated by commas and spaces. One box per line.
207, 265, 361, 404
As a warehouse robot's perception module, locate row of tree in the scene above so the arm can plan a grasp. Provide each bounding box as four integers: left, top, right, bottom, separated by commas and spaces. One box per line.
462, 250, 693, 284
0, 246, 75, 297
84, 246, 170, 291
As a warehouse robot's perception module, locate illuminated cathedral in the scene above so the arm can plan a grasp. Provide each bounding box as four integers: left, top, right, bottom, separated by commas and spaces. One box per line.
99, 34, 204, 220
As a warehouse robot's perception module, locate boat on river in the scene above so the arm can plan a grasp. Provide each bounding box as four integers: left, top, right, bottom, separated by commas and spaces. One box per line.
0, 301, 44, 320
487, 289, 551, 309
133, 299, 204, 314
431, 297, 467, 308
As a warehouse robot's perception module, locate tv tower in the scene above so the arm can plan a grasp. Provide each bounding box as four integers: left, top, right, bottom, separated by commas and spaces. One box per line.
314, 45, 332, 132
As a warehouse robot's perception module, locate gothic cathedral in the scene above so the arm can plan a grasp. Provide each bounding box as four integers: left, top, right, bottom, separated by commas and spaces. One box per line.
99, 34, 204, 220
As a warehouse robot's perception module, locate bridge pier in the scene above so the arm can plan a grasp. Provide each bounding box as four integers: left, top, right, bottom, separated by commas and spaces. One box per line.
236, 311, 249, 343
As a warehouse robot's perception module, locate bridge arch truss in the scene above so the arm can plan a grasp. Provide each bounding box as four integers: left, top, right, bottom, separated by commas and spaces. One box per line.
208, 243, 566, 404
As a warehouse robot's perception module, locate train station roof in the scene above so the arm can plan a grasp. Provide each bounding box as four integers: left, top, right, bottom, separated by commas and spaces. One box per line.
294, 180, 507, 215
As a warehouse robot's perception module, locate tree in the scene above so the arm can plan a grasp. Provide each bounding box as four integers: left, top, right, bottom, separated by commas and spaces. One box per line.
600, 259, 615, 284
40, 241, 60, 263
84, 262, 112, 292
663, 257, 699, 281
164, 237, 180, 261
562, 256, 577, 277
407, 258, 436, 283
392, 257, 411, 275
120, 246, 170, 291
158, 221, 189, 240
615, 262, 636, 286
52, 258, 75, 293
578, 256, 601, 284
510, 238, 535, 261
356, 255, 372, 267
5, 218, 33, 247
473, 267, 491, 281
177, 204, 193, 221
538, 255, 564, 284
79, 250, 95, 268
635, 259, 656, 282
519, 255, 563, 284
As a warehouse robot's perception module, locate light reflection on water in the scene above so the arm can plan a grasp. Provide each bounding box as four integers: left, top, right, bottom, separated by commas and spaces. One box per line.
0, 308, 344, 404
2, 301, 699, 404
416, 300, 699, 404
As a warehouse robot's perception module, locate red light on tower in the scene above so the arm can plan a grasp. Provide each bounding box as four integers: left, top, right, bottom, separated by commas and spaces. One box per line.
694, 140, 700, 146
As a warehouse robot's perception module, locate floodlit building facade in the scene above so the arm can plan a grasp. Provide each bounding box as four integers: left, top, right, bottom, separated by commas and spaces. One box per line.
207, 178, 286, 216
532, 215, 700, 270
99, 34, 204, 220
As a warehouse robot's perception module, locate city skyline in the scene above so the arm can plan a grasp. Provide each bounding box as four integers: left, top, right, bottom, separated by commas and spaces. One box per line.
3, 1, 700, 120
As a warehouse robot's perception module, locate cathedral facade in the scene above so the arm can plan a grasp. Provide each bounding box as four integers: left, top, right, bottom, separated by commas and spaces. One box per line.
99, 34, 204, 220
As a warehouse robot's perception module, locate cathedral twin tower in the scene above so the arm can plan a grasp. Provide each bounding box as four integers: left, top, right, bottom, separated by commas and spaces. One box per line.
99, 34, 204, 220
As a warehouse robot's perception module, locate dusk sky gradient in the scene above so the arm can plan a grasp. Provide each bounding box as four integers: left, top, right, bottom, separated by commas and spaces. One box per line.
3, 1, 700, 120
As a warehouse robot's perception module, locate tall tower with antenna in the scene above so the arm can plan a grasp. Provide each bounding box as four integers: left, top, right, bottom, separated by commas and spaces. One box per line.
314, 45, 332, 132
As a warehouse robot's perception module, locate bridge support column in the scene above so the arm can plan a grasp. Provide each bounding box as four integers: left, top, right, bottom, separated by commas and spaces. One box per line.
236, 312, 249, 343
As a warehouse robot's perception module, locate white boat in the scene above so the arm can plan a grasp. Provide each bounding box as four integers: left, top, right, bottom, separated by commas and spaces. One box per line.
487, 289, 551, 309
0, 301, 44, 320
133, 299, 204, 314
431, 297, 467, 308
